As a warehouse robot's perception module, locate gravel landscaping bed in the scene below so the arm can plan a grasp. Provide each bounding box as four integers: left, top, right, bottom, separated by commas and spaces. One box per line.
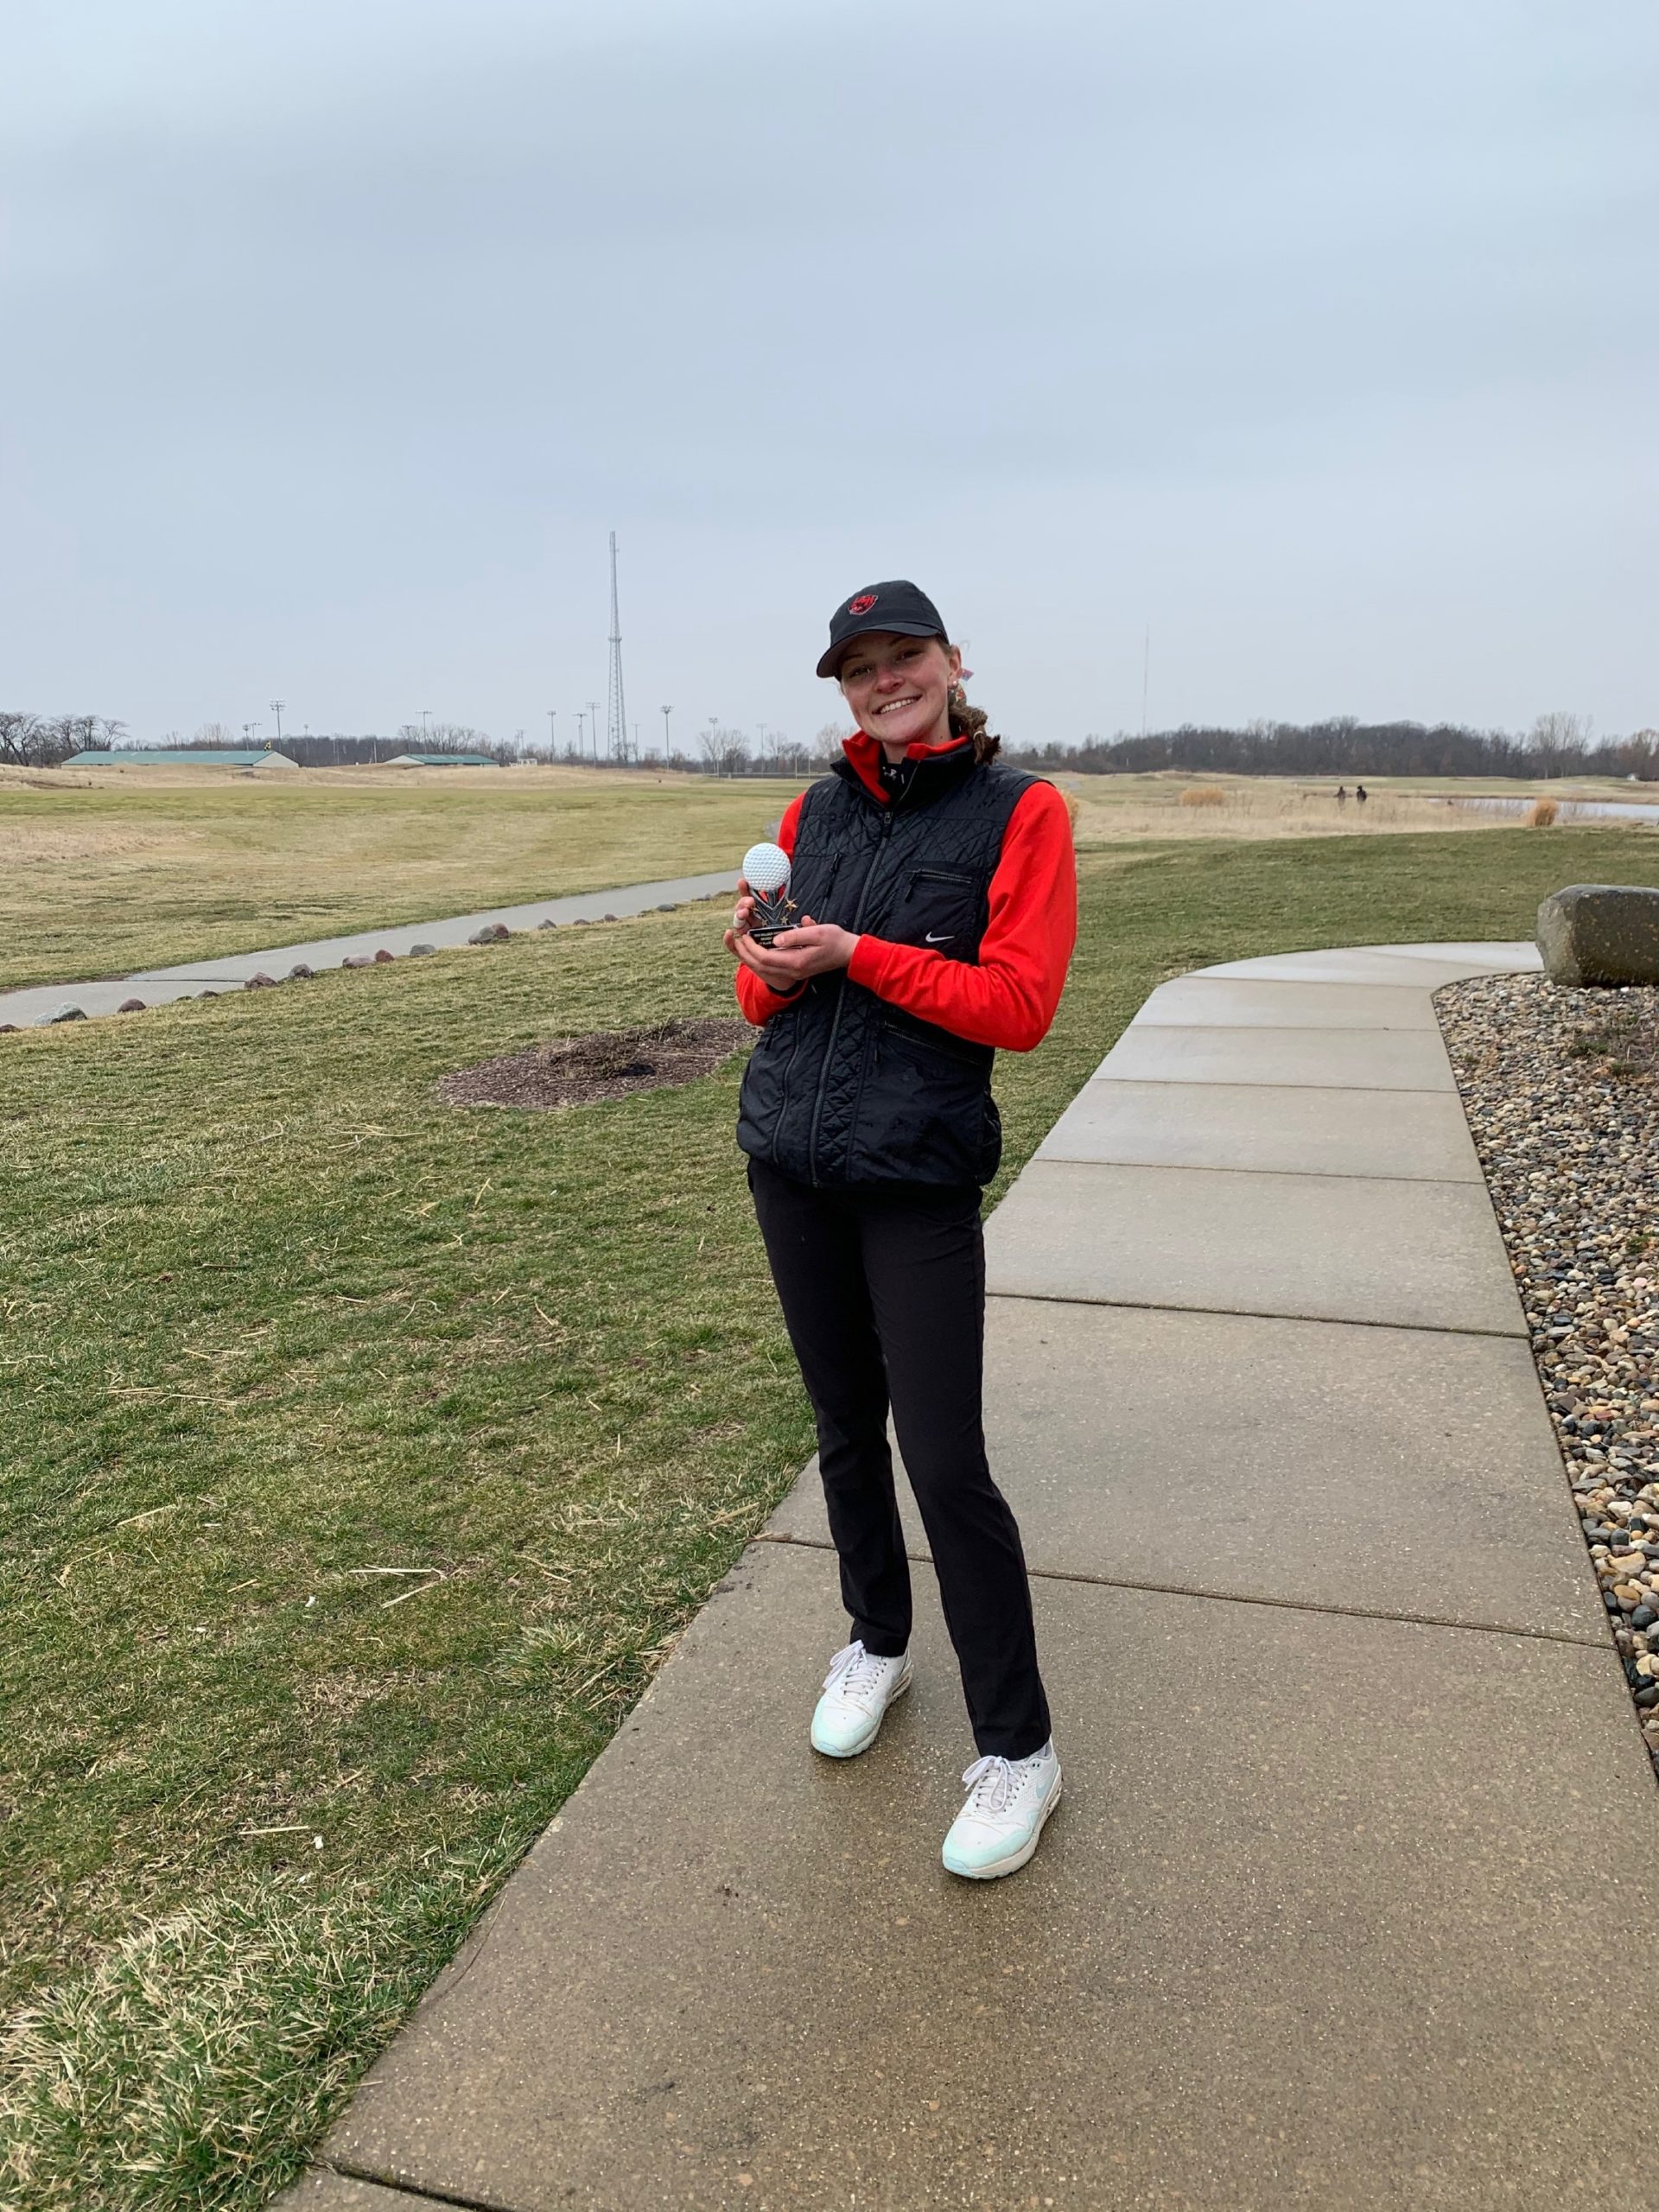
1438, 974, 1659, 1776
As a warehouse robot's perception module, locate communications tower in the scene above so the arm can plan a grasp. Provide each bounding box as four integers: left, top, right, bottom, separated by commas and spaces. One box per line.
606, 531, 627, 762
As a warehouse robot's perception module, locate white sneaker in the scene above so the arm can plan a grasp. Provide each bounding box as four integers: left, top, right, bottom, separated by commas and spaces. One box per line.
810, 1639, 912, 1758
941, 1740, 1062, 1878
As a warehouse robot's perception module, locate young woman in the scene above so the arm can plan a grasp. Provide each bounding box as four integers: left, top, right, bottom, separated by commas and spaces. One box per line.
724, 580, 1077, 1879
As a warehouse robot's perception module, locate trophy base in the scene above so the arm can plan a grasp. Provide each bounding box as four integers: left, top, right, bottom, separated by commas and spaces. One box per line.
750, 893, 798, 950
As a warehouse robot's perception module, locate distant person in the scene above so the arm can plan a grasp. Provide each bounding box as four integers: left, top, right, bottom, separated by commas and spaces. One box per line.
725, 580, 1075, 1880
1335, 784, 1349, 804
1355, 783, 1369, 804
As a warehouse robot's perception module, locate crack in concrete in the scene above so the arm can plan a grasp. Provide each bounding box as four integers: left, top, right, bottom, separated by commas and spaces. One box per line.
751, 1530, 1613, 1652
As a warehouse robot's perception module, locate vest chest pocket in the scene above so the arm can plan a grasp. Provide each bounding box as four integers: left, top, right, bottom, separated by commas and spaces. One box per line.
788, 849, 842, 924
891, 866, 982, 960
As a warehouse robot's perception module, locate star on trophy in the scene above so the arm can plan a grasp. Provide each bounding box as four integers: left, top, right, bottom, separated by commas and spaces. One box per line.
741, 841, 799, 947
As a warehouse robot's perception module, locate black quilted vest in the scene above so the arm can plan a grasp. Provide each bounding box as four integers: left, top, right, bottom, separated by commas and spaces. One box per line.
736, 747, 1039, 1188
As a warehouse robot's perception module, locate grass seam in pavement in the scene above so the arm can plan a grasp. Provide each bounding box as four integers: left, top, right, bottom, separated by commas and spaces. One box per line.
753, 1534, 1614, 1649
985, 1288, 1525, 1338
1024, 1156, 1478, 1185
326, 2163, 510, 2212
1055, 1075, 1454, 1096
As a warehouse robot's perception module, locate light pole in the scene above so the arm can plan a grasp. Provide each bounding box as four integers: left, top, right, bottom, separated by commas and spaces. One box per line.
586, 700, 600, 766
269, 699, 285, 745
661, 704, 672, 760
547, 709, 556, 756
421, 709, 432, 747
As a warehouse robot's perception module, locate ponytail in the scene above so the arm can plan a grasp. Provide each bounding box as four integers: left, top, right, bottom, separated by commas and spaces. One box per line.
947, 685, 1001, 764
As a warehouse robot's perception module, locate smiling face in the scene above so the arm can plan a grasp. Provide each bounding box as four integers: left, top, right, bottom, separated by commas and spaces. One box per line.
836, 632, 963, 760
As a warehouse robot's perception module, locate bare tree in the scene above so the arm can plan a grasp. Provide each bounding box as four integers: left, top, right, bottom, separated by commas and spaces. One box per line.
697, 721, 753, 774
717, 728, 753, 776
0, 712, 42, 766
0, 712, 125, 766
193, 721, 237, 747
1528, 712, 1592, 778
1618, 729, 1659, 781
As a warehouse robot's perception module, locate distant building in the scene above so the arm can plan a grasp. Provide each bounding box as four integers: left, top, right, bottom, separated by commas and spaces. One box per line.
67, 748, 299, 769
379, 753, 500, 768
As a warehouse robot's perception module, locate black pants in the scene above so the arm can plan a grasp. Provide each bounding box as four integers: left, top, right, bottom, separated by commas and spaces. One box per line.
748, 1157, 1051, 1759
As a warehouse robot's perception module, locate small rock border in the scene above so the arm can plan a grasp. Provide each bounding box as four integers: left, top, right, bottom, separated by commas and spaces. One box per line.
2, 906, 681, 1035
1437, 973, 1659, 1775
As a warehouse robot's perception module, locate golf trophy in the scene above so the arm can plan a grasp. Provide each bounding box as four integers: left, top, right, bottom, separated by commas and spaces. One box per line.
741, 841, 799, 947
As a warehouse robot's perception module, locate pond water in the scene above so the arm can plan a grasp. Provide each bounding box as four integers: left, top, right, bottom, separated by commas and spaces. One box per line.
1433, 794, 1659, 824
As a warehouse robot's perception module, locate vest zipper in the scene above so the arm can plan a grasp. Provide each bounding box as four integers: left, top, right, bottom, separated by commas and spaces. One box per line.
805, 809, 893, 1185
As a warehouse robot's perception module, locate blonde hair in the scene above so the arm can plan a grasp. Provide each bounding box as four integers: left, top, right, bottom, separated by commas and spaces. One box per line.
944, 644, 1001, 763
946, 691, 1000, 763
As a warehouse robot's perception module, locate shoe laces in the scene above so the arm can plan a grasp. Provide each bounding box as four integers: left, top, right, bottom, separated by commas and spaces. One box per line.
959, 1753, 1018, 1817
822, 1640, 890, 1701
960, 1745, 1050, 1819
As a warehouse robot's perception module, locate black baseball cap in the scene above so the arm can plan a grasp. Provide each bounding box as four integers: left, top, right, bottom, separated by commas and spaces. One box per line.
817, 580, 948, 679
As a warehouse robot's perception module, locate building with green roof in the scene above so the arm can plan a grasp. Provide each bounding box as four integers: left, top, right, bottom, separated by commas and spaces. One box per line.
67, 748, 299, 769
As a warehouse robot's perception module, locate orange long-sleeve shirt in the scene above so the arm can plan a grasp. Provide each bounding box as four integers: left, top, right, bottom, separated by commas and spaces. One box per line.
734, 745, 1077, 1051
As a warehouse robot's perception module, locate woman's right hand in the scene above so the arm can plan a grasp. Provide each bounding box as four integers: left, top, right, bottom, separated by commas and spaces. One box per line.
728, 876, 756, 938
724, 877, 763, 962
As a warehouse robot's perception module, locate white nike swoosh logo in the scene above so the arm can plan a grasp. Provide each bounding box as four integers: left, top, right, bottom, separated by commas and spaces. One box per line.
925, 931, 954, 944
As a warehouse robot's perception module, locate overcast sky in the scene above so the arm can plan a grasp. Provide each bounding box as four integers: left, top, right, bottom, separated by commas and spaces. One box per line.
3, 0, 1655, 752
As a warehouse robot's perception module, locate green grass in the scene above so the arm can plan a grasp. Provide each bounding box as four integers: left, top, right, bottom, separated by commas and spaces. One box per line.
0, 768, 796, 993
3, 825, 1658, 2210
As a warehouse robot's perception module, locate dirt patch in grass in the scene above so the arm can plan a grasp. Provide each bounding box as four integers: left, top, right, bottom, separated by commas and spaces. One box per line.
437, 1016, 751, 1111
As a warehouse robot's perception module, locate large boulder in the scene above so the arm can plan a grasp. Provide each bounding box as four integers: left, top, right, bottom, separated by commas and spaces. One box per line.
1536, 883, 1659, 986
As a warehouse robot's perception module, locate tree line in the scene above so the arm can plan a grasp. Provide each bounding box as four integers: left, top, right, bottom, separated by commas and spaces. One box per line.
9, 707, 1654, 782
1015, 714, 1658, 781
247, 724, 515, 766
159, 721, 518, 767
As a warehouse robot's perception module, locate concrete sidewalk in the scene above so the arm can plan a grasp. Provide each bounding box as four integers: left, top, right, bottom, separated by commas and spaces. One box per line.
0, 870, 739, 1030
282, 939, 1658, 2212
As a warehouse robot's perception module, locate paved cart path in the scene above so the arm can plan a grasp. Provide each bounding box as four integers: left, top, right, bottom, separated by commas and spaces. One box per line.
0, 870, 741, 1030
283, 937, 1659, 2212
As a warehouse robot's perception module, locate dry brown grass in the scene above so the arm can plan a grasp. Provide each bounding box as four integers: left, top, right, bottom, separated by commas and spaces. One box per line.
1529, 797, 1560, 827
1058, 775, 1496, 846
0, 763, 797, 993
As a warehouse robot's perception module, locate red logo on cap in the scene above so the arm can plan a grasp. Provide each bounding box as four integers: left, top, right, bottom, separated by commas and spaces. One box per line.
848, 593, 878, 615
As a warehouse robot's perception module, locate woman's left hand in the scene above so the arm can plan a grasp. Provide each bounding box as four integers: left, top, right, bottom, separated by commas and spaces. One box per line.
724, 916, 858, 990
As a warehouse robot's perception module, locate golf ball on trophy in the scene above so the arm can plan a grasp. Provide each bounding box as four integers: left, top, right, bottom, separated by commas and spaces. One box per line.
741, 841, 798, 946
